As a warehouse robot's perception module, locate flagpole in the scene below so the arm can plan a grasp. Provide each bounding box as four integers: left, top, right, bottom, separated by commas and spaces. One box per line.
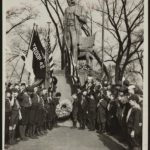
45, 22, 51, 89
101, 0, 105, 80
19, 23, 36, 83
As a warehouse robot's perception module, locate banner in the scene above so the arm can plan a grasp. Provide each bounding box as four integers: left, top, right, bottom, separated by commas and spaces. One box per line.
30, 30, 46, 79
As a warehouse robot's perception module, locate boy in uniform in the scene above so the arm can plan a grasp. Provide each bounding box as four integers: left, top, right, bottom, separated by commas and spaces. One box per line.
28, 87, 39, 139
5, 90, 12, 148
9, 88, 22, 145
18, 87, 32, 141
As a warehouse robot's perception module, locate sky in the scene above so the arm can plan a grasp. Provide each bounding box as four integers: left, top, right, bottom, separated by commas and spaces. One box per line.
4, 0, 144, 86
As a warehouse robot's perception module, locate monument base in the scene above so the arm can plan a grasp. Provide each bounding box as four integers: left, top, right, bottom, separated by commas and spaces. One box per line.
53, 70, 72, 100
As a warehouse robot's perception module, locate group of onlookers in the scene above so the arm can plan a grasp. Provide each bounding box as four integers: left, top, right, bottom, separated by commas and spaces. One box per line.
4, 75, 143, 150
5, 79, 61, 149
71, 76, 143, 150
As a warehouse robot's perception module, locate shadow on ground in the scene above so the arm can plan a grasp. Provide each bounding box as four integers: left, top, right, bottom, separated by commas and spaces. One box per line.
97, 134, 127, 150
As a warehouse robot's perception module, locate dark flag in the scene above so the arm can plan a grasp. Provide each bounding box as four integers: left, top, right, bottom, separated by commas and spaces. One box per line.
30, 30, 46, 79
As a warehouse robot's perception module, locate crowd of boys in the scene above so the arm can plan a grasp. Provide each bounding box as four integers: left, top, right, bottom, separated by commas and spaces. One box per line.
71, 76, 143, 150
5, 75, 143, 150
5, 78, 61, 149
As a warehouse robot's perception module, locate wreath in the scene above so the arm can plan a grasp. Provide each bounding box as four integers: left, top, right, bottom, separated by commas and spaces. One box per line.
56, 99, 73, 118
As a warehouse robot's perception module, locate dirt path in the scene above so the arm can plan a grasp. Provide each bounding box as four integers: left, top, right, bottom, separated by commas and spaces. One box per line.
7, 126, 126, 150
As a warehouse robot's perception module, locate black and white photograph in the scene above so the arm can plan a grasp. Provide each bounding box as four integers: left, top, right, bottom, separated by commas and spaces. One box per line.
2, 0, 148, 150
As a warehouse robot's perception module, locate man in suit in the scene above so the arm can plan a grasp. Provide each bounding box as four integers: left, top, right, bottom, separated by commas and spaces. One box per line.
106, 93, 118, 135
126, 94, 142, 150
116, 86, 130, 140
87, 92, 97, 131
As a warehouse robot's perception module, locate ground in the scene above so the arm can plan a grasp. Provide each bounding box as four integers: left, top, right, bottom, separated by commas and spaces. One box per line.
7, 121, 128, 150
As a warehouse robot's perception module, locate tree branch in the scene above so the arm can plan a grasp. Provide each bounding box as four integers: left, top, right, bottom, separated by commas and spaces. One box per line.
6, 16, 32, 34
56, 0, 64, 16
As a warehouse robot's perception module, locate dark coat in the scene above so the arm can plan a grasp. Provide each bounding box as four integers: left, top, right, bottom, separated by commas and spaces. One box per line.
18, 92, 31, 107
107, 100, 119, 132
126, 107, 142, 148
72, 99, 79, 114
87, 97, 97, 119
51, 97, 59, 118
97, 98, 108, 124
72, 99, 79, 121
116, 102, 130, 128
5, 98, 12, 113
47, 99, 55, 120
29, 94, 39, 125
126, 107, 142, 135
78, 96, 88, 121
10, 98, 20, 126
107, 100, 117, 118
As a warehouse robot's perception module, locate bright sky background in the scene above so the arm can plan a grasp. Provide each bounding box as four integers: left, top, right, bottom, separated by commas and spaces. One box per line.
4, 0, 101, 27
4, 0, 145, 86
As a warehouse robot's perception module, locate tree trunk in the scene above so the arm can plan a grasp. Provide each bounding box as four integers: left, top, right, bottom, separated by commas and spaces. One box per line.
115, 65, 124, 84
91, 51, 110, 80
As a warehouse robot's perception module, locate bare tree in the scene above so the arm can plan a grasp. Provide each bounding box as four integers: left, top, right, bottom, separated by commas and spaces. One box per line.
6, 5, 38, 34
92, 0, 144, 83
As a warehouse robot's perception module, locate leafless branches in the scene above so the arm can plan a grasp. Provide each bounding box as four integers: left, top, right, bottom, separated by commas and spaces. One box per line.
6, 5, 37, 34
99, 0, 144, 82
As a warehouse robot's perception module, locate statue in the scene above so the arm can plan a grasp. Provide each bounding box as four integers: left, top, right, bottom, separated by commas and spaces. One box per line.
63, 0, 88, 67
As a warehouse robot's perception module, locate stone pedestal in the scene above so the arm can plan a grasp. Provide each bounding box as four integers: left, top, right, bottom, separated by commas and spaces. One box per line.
53, 70, 72, 100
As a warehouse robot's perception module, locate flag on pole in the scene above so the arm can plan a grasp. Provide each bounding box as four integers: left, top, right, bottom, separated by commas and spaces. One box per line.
31, 30, 46, 79
23, 29, 46, 83
47, 24, 54, 77
68, 50, 80, 86
49, 52, 54, 74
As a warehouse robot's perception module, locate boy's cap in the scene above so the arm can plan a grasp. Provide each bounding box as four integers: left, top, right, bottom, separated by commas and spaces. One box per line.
123, 80, 130, 86
21, 83, 26, 86
55, 92, 61, 97
5, 89, 12, 94
129, 94, 139, 103
14, 83, 19, 86
26, 87, 34, 92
